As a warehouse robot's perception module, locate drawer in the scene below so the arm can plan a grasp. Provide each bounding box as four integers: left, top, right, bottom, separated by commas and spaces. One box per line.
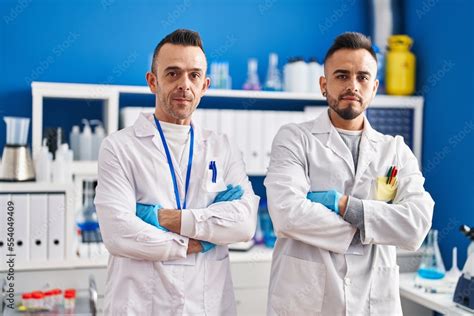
230, 261, 271, 289
235, 287, 268, 316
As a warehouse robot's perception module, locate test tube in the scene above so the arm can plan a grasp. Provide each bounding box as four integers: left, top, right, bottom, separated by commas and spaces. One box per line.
31, 291, 44, 309
64, 289, 76, 312
21, 292, 32, 309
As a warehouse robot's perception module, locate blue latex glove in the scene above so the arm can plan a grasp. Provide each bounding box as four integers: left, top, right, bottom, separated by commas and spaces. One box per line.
199, 185, 244, 253
213, 184, 244, 203
307, 190, 343, 214
136, 203, 168, 232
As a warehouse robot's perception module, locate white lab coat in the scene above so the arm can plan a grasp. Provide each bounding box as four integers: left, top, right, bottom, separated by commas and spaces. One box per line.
94, 113, 259, 316
264, 110, 434, 316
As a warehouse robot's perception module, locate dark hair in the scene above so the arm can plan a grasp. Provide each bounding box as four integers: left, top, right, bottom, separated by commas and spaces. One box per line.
324, 32, 377, 63
151, 29, 205, 73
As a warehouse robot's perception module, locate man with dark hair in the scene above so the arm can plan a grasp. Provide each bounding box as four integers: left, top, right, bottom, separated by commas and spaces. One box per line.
95, 29, 259, 315
265, 32, 434, 315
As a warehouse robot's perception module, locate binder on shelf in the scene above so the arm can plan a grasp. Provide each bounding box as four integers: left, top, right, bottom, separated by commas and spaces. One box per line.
246, 110, 264, 175
29, 194, 48, 261
10, 194, 29, 262
232, 110, 249, 171
47, 193, 66, 260
220, 110, 236, 144
202, 109, 221, 134
0, 194, 10, 262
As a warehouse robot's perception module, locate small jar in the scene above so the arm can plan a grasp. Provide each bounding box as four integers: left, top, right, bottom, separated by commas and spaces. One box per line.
21, 292, 32, 309
44, 290, 53, 309
64, 289, 76, 311
31, 291, 44, 309
51, 288, 62, 306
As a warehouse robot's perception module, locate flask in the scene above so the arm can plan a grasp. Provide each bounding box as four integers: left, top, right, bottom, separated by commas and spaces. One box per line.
264, 53, 282, 91
417, 229, 446, 279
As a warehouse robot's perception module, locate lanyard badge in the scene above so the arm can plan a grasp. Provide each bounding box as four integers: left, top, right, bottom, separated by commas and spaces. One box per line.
154, 115, 194, 210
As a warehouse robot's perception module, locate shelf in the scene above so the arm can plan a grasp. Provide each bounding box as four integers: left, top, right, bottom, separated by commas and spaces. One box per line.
0, 182, 73, 193
32, 81, 423, 104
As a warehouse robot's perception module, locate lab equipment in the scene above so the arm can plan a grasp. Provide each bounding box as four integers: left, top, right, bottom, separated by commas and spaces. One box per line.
283, 57, 309, 93
79, 119, 92, 160
210, 62, 232, 89
385, 34, 416, 95
22, 293, 32, 309
0, 116, 35, 181
460, 224, 474, 255
417, 229, 446, 279
34, 138, 52, 182
69, 125, 80, 160
444, 247, 462, 286
136, 203, 168, 232
453, 225, 474, 312
307, 190, 343, 214
243, 58, 261, 90
64, 289, 76, 312
264, 53, 282, 91
76, 181, 102, 258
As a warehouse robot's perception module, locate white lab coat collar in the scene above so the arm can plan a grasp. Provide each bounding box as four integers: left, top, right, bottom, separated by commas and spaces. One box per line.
310, 109, 384, 180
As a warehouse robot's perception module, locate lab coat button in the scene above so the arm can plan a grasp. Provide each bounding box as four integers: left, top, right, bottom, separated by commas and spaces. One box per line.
344, 277, 351, 286
179, 239, 185, 244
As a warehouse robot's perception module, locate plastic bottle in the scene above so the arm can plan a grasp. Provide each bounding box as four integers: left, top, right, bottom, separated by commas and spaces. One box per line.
243, 58, 261, 91
52, 143, 73, 183
34, 138, 52, 182
291, 57, 309, 93
385, 34, 415, 95
79, 119, 92, 160
69, 125, 80, 160
264, 53, 282, 91
90, 120, 105, 161
307, 57, 323, 94
283, 57, 296, 92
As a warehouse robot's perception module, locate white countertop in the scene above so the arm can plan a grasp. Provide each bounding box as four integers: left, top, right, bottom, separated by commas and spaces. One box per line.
399, 273, 473, 316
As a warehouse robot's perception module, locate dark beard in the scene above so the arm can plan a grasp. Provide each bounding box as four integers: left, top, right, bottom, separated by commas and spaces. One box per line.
331, 104, 361, 120
327, 95, 363, 120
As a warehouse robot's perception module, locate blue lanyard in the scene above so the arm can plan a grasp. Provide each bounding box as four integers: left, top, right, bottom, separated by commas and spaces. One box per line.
154, 115, 194, 210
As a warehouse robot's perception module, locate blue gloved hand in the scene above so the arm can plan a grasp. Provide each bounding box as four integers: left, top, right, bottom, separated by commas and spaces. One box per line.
307, 190, 343, 214
213, 184, 244, 203
136, 203, 168, 231
200, 241, 216, 253
199, 185, 244, 253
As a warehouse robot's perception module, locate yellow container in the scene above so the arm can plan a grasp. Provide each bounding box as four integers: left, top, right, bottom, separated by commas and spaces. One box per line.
385, 35, 416, 95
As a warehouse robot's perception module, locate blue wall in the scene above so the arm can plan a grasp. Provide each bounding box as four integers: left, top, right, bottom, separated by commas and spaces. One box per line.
404, 0, 474, 269
1, 0, 473, 268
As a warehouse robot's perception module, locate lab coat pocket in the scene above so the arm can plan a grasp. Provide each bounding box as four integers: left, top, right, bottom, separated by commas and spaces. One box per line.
203, 159, 227, 193
369, 265, 402, 315
204, 254, 235, 314
375, 176, 397, 202
270, 255, 326, 315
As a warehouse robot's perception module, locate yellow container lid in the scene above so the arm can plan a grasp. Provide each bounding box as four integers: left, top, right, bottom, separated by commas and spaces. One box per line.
388, 35, 413, 50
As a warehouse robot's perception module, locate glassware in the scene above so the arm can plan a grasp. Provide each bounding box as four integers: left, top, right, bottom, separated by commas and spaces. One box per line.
417, 229, 446, 279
